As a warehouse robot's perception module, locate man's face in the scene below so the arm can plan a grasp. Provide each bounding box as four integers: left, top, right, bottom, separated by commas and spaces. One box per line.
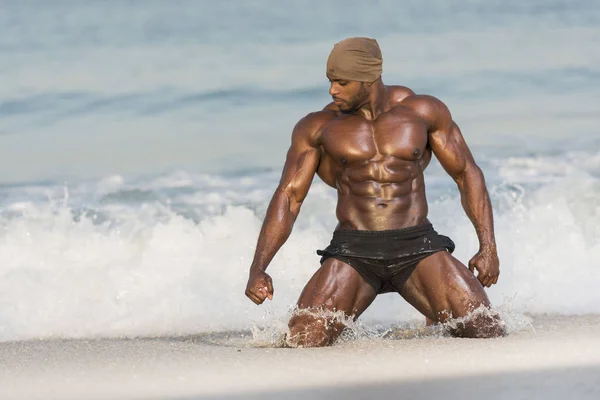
328, 78, 369, 112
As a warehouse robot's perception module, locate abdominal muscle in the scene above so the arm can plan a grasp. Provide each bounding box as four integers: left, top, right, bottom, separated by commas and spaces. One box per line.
320, 159, 430, 231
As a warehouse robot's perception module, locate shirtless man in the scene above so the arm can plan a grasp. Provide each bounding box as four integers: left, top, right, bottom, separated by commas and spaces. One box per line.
245, 37, 505, 347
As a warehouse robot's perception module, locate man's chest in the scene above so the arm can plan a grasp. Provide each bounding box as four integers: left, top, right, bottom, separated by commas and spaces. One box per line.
320, 112, 430, 163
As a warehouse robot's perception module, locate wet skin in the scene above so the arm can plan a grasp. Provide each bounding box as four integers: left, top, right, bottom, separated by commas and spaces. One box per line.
246, 78, 505, 347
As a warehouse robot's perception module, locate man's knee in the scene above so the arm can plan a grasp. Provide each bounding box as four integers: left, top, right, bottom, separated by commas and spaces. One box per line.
444, 306, 507, 338
437, 270, 506, 338
286, 314, 341, 348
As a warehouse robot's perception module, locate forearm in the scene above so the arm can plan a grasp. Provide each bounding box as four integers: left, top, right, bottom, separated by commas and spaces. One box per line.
249, 188, 299, 274
457, 165, 496, 250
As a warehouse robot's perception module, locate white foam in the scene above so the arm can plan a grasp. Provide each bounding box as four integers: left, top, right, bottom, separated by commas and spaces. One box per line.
0, 165, 598, 342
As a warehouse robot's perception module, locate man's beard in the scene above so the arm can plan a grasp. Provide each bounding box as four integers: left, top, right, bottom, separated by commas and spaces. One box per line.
338, 84, 368, 113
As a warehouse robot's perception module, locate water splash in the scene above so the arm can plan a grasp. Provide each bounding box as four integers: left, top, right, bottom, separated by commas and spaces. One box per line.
249, 306, 387, 348
249, 300, 534, 348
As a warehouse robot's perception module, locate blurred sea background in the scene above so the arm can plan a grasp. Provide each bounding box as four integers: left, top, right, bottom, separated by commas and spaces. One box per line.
0, 0, 599, 341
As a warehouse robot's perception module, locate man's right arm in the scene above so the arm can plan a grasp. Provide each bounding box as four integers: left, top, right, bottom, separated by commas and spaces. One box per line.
245, 112, 325, 305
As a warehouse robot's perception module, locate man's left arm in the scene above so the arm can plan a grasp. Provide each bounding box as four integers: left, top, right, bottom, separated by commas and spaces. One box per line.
404, 95, 499, 287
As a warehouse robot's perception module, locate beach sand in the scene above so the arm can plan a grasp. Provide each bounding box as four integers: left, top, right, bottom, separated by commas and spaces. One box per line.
2, 314, 600, 400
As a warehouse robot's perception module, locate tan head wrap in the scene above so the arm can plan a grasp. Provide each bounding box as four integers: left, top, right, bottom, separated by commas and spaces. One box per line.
326, 37, 383, 82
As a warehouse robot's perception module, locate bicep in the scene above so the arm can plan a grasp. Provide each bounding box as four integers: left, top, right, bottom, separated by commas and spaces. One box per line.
277, 116, 322, 207
279, 144, 320, 205
429, 122, 476, 182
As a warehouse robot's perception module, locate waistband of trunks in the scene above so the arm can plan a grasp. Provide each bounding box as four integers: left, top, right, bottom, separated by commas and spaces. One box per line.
332, 223, 434, 240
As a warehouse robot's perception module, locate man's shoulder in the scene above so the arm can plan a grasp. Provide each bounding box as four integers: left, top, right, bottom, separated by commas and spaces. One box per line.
387, 85, 417, 105
297, 109, 338, 129
322, 102, 339, 112
291, 109, 337, 144
391, 91, 450, 119
393, 92, 452, 131
385, 86, 444, 110
387, 87, 446, 118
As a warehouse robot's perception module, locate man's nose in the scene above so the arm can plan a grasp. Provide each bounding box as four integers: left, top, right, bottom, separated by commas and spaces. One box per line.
329, 84, 339, 97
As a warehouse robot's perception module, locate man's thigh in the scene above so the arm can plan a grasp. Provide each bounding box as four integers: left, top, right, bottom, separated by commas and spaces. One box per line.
400, 250, 491, 322
295, 257, 378, 317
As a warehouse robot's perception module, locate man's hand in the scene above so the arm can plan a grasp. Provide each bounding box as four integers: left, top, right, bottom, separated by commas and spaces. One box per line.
245, 271, 274, 305
468, 247, 499, 288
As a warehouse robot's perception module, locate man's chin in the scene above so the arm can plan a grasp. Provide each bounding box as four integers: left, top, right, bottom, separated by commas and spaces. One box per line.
336, 103, 352, 112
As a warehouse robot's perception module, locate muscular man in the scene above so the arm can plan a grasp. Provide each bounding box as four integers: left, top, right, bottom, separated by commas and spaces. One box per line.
245, 37, 505, 347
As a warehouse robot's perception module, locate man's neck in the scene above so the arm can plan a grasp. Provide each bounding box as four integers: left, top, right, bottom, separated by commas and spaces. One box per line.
357, 81, 387, 120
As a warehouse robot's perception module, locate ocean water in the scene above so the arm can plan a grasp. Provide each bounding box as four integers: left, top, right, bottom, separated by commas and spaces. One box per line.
0, 0, 599, 342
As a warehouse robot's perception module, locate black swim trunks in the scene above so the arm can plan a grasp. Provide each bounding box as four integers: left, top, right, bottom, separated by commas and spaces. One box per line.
316, 223, 455, 294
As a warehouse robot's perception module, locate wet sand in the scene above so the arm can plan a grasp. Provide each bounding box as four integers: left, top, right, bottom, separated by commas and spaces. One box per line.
2, 315, 600, 400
